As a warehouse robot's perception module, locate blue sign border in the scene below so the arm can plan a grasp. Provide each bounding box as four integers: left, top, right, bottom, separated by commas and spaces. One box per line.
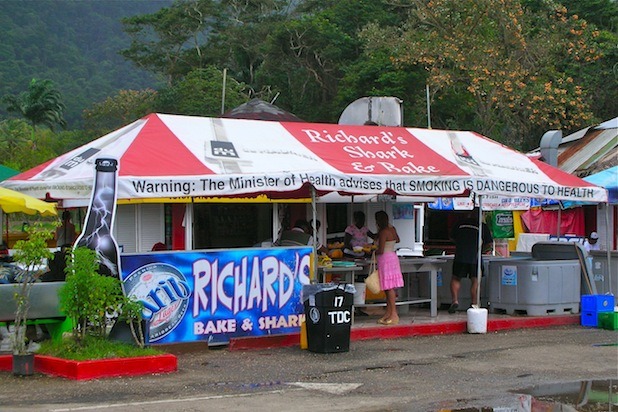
120, 247, 312, 345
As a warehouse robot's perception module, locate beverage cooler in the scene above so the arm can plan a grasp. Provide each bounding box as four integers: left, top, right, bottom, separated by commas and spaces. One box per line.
437, 256, 528, 310
488, 242, 582, 316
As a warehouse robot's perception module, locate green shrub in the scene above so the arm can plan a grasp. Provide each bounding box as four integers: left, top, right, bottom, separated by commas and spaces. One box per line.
60, 246, 146, 348
11, 224, 55, 355
38, 335, 161, 361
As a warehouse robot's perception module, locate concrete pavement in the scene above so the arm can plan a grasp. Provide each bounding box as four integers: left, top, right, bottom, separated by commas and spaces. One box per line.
0, 308, 615, 412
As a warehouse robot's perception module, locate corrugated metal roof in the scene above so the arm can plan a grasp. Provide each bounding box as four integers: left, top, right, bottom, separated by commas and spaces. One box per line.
557, 117, 617, 176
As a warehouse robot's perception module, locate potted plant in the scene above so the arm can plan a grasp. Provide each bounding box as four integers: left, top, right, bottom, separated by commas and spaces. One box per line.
10, 224, 54, 375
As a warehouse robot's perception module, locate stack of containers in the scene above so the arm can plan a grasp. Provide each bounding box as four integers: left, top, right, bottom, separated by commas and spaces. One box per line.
580, 295, 615, 328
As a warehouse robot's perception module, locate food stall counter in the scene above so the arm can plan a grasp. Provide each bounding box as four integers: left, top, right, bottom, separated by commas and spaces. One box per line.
319, 256, 444, 317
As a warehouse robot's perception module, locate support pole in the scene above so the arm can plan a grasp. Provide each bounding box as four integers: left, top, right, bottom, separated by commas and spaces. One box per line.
557, 206, 562, 238
221, 68, 227, 115
311, 186, 318, 284
606, 203, 612, 295
476, 195, 483, 308
426, 84, 431, 129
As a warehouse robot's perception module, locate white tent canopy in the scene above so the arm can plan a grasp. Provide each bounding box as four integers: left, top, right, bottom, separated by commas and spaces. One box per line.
2, 113, 607, 204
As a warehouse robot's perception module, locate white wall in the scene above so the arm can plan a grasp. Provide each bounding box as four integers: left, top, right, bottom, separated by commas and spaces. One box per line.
114, 204, 164, 253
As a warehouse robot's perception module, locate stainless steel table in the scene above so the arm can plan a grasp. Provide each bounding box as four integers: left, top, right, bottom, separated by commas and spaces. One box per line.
319, 257, 444, 317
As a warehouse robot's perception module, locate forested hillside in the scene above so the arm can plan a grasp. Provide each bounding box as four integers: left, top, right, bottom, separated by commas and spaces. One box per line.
0, 0, 171, 127
0, 0, 616, 174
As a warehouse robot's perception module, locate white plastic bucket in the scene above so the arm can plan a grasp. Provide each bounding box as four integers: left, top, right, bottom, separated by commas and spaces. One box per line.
467, 307, 488, 334
354, 282, 366, 305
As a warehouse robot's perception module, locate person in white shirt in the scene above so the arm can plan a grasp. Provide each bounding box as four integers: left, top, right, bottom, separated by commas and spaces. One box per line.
583, 231, 600, 253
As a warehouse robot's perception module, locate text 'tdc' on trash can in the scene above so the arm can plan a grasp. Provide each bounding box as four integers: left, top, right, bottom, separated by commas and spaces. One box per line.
302, 283, 355, 353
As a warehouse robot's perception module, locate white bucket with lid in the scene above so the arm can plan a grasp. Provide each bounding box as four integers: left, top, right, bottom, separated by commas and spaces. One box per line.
467, 307, 488, 334
354, 282, 366, 305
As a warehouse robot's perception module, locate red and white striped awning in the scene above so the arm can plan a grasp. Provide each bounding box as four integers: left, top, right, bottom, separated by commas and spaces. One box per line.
2, 113, 607, 203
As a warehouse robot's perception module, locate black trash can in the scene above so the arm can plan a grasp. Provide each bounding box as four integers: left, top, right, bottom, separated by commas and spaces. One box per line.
302, 283, 355, 353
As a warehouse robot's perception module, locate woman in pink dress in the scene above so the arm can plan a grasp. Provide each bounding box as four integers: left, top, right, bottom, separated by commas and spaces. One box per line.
374, 211, 404, 325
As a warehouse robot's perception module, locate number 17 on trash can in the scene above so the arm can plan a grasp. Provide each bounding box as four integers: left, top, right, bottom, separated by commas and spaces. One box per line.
302, 283, 355, 353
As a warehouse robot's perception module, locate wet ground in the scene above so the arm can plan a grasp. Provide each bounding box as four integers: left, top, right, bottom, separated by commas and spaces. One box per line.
0, 318, 616, 412
448, 379, 617, 411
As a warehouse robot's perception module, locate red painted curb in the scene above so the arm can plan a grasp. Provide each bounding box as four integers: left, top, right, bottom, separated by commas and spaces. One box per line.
0, 354, 177, 379
0, 355, 11, 371
487, 314, 580, 331
0, 316, 584, 358
35, 354, 177, 380
229, 314, 582, 350
351, 321, 468, 341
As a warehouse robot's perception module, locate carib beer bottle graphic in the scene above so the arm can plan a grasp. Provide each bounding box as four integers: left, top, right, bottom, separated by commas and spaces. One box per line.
74, 158, 121, 277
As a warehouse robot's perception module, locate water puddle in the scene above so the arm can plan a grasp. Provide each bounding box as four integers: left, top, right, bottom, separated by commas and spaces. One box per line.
441, 379, 616, 411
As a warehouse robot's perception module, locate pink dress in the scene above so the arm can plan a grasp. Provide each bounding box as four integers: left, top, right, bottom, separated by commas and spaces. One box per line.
377, 240, 403, 290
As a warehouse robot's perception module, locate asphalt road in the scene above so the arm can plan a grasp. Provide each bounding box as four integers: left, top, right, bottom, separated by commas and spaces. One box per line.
0, 326, 616, 411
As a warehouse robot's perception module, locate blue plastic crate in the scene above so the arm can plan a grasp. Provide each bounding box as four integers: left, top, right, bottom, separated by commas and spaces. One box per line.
581, 295, 615, 313
580, 311, 598, 327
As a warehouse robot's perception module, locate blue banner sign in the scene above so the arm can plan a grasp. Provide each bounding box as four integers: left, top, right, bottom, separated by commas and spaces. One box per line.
120, 247, 312, 345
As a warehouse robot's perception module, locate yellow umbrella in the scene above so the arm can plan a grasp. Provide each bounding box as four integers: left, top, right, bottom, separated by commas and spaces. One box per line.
0, 187, 57, 216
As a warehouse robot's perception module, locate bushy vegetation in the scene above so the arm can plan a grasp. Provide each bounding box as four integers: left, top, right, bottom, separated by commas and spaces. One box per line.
0, 0, 616, 172
10, 224, 56, 355
0, 0, 169, 127
38, 335, 161, 361
60, 247, 147, 348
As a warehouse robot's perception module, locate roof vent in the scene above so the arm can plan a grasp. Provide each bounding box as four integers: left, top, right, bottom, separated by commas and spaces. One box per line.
539, 130, 562, 166
338, 97, 403, 126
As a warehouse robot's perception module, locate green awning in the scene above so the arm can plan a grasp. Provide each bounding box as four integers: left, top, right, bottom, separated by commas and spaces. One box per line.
0, 165, 19, 182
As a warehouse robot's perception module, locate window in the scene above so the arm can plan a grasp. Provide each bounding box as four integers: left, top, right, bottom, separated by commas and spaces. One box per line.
193, 203, 273, 249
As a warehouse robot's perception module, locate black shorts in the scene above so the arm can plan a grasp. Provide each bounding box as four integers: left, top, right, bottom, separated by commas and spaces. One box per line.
452, 261, 484, 280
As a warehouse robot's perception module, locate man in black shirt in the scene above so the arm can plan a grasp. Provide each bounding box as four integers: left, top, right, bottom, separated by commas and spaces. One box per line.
449, 209, 493, 313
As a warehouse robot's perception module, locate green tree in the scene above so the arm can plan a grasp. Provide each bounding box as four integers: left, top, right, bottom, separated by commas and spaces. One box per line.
156, 66, 248, 116
360, 0, 604, 149
258, 0, 404, 121
117, 0, 616, 128
83, 89, 158, 136
0, 1, 167, 127
120, 0, 218, 86
557, 0, 618, 30
3, 78, 67, 133
336, 46, 430, 127
201, 0, 294, 89
60, 247, 147, 347
10, 224, 55, 355
121, 0, 293, 101
0, 119, 31, 169
556, 0, 618, 123
0, 118, 78, 172
15, 130, 56, 172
